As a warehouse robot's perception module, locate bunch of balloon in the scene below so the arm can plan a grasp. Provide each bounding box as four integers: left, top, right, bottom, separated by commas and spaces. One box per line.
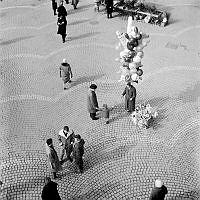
115, 16, 150, 84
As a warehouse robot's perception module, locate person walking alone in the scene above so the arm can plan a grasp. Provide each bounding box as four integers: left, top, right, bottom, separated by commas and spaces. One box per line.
41, 177, 61, 200
51, 0, 58, 15
45, 138, 62, 179
58, 126, 75, 164
57, 15, 67, 43
72, 134, 85, 173
59, 58, 73, 90
105, 0, 113, 18
87, 84, 99, 120
122, 82, 136, 113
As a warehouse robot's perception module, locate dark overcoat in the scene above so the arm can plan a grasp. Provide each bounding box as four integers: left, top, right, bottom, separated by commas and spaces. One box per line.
87, 90, 99, 113
122, 85, 136, 112
41, 181, 61, 200
73, 139, 85, 166
105, 0, 113, 13
149, 185, 168, 200
52, 0, 57, 10
57, 16, 67, 35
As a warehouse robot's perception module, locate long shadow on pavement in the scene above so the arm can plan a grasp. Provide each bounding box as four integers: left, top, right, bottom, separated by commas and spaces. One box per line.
67, 4, 94, 15
0, 36, 34, 46
70, 74, 105, 88
167, 190, 200, 200
68, 19, 91, 26
69, 31, 100, 41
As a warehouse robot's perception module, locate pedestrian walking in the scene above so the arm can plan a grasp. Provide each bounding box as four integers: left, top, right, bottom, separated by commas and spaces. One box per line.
57, 15, 67, 43
57, 2, 68, 18
51, 0, 58, 15
58, 126, 75, 164
72, 134, 85, 173
45, 138, 62, 179
71, 0, 79, 9
87, 84, 99, 120
105, 0, 113, 18
41, 177, 61, 200
149, 179, 168, 200
122, 82, 136, 113
59, 59, 73, 90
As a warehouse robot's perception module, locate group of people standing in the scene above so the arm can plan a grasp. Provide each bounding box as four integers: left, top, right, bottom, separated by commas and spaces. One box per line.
45, 126, 85, 180
94, 0, 114, 18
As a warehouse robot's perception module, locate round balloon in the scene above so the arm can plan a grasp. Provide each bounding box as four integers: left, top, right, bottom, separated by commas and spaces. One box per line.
137, 69, 143, 76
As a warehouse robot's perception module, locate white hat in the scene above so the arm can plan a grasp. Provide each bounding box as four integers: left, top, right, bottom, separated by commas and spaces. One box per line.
155, 179, 163, 188
62, 58, 67, 63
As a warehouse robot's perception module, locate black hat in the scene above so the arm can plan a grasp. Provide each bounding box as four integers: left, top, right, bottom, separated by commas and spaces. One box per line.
90, 84, 97, 89
74, 134, 81, 140
46, 138, 53, 146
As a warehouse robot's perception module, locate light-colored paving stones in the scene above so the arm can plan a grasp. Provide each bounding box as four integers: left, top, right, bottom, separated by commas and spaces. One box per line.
0, 0, 200, 199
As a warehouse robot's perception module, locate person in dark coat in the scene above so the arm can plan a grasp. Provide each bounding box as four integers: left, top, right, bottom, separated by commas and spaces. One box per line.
58, 125, 75, 164
51, 0, 58, 15
71, 0, 79, 9
149, 179, 168, 200
41, 177, 61, 200
45, 139, 62, 179
59, 58, 73, 90
122, 82, 136, 113
87, 84, 99, 120
105, 0, 113, 18
57, 15, 67, 43
72, 134, 85, 173
57, 2, 67, 18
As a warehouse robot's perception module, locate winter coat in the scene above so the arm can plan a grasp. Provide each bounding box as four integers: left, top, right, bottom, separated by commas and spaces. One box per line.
52, 0, 57, 10
149, 185, 168, 200
58, 129, 74, 155
122, 85, 136, 112
57, 16, 67, 35
59, 63, 72, 83
57, 5, 67, 17
41, 181, 61, 200
105, 0, 113, 13
45, 144, 62, 173
73, 139, 85, 165
87, 90, 99, 113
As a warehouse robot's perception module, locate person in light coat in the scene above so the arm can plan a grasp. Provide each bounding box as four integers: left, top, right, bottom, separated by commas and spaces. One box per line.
58, 126, 75, 164
45, 138, 62, 179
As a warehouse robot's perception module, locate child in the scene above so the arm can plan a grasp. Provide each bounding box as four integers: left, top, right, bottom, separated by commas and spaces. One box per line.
98, 104, 112, 124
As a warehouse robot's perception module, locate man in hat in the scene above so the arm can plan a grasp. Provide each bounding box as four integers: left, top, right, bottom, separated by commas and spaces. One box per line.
87, 84, 99, 120
58, 126, 75, 164
51, 0, 58, 15
41, 177, 61, 200
59, 59, 73, 90
45, 138, 62, 179
122, 82, 136, 113
72, 134, 85, 173
57, 1, 68, 17
149, 179, 168, 200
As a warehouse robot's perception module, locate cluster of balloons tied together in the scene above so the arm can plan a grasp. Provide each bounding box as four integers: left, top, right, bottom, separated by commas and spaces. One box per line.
115, 16, 150, 84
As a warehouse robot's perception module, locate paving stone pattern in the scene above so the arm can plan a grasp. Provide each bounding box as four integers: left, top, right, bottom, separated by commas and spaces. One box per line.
0, 0, 200, 199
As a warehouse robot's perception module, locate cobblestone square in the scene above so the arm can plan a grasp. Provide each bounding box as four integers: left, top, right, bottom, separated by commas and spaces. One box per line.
0, 0, 200, 199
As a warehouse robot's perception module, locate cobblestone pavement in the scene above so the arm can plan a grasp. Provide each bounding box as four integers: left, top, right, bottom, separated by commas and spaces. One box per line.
0, 0, 200, 199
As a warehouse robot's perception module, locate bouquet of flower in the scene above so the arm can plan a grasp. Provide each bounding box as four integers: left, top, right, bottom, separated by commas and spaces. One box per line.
131, 103, 158, 129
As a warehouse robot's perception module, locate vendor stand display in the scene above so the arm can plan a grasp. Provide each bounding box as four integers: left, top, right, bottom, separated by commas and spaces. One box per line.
131, 103, 158, 129
113, 0, 168, 27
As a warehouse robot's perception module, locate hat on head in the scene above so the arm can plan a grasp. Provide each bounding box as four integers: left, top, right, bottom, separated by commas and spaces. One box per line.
62, 58, 67, 64
74, 134, 81, 140
46, 138, 53, 146
90, 84, 97, 89
155, 179, 163, 188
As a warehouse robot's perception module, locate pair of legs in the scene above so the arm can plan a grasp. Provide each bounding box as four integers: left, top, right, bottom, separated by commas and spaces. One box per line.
75, 159, 83, 173
53, 8, 57, 15
61, 33, 67, 43
63, 81, 71, 90
107, 11, 112, 18
90, 112, 99, 120
60, 147, 73, 164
